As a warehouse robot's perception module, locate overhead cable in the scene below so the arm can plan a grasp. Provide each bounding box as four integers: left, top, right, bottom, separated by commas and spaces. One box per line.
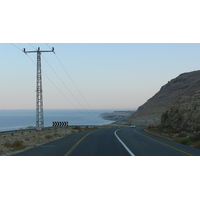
10, 43, 84, 112
45, 43, 97, 115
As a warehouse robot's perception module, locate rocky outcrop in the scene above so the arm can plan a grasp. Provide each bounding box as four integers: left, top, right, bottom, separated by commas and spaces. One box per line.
128, 70, 200, 127
161, 91, 200, 131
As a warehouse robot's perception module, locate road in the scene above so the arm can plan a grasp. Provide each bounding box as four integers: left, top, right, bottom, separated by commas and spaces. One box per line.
14, 127, 200, 156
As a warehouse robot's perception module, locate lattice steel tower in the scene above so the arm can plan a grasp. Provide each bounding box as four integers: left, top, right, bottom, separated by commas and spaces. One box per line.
23, 47, 55, 129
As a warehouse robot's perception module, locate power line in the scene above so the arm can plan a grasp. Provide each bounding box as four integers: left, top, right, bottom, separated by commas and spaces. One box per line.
45, 43, 97, 115
28, 43, 37, 50
10, 44, 80, 110
44, 44, 98, 118
10, 43, 96, 121
45, 43, 51, 49
23, 49, 86, 112
42, 55, 91, 111
27, 55, 86, 113
41, 54, 99, 121
11, 43, 22, 51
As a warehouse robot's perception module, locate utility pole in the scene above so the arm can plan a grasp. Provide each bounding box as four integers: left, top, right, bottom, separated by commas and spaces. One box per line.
23, 47, 55, 130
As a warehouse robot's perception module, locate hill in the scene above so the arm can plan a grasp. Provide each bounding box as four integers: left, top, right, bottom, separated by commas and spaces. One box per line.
128, 70, 200, 127
101, 111, 134, 124
161, 90, 200, 131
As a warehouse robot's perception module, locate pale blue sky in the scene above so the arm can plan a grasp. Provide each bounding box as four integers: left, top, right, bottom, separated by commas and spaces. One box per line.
1, 43, 200, 110
1, 1, 200, 111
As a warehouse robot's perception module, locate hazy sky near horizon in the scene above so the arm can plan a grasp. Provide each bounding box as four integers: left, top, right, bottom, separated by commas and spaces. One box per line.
1, 0, 200, 112
1, 43, 200, 111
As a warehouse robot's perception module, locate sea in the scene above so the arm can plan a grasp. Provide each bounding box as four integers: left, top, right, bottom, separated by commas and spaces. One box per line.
0, 109, 115, 132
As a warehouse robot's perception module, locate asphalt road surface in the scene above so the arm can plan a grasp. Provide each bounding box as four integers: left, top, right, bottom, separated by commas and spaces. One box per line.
14, 128, 200, 156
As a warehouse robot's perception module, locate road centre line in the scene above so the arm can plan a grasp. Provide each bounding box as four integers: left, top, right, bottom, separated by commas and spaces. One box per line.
64, 130, 98, 156
134, 129, 194, 156
114, 129, 135, 156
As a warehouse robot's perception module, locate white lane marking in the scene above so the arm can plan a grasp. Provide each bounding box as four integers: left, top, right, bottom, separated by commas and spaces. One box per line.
114, 129, 135, 156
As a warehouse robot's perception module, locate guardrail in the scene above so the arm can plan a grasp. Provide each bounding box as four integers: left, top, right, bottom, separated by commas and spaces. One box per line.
0, 124, 131, 136
0, 127, 52, 136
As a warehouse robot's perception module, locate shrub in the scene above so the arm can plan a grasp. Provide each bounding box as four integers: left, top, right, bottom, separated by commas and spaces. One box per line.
189, 132, 200, 142
10, 140, 26, 151
147, 125, 154, 129
74, 126, 83, 132
180, 138, 192, 145
3, 141, 11, 148
173, 138, 181, 143
45, 135, 53, 139
192, 141, 200, 149
165, 127, 179, 134
53, 133, 61, 137
26, 126, 35, 129
0, 149, 4, 155
177, 132, 187, 138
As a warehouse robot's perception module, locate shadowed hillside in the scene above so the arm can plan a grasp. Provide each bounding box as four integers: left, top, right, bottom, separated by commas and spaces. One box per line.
128, 70, 200, 127
161, 90, 200, 131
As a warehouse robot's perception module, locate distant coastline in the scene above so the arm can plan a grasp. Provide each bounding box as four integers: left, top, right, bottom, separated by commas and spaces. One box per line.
0, 109, 115, 132
100, 110, 135, 125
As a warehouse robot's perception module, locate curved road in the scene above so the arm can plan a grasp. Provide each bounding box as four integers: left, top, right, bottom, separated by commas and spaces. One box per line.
14, 128, 200, 156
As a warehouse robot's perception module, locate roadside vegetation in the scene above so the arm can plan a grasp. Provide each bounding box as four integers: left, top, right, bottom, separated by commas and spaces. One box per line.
3, 139, 26, 151
146, 125, 200, 149
0, 149, 4, 155
0, 125, 98, 156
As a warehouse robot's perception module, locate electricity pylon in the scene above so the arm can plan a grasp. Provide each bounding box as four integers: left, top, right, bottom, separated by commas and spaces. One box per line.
23, 47, 55, 130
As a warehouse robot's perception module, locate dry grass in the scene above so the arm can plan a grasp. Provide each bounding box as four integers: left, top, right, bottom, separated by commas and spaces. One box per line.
10, 140, 26, 151
0, 126, 97, 156
3, 141, 11, 148
192, 141, 200, 149
45, 135, 53, 139
0, 149, 4, 155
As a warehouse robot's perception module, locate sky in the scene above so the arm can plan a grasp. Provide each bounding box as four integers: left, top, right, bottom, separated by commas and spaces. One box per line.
1, 0, 200, 112
1, 43, 200, 111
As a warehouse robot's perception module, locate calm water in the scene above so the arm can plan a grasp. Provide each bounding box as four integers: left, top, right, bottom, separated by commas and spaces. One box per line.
0, 109, 115, 131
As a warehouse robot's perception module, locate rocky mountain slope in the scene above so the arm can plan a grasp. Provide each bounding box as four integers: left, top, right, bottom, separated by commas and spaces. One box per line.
128, 70, 200, 127
161, 91, 200, 131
